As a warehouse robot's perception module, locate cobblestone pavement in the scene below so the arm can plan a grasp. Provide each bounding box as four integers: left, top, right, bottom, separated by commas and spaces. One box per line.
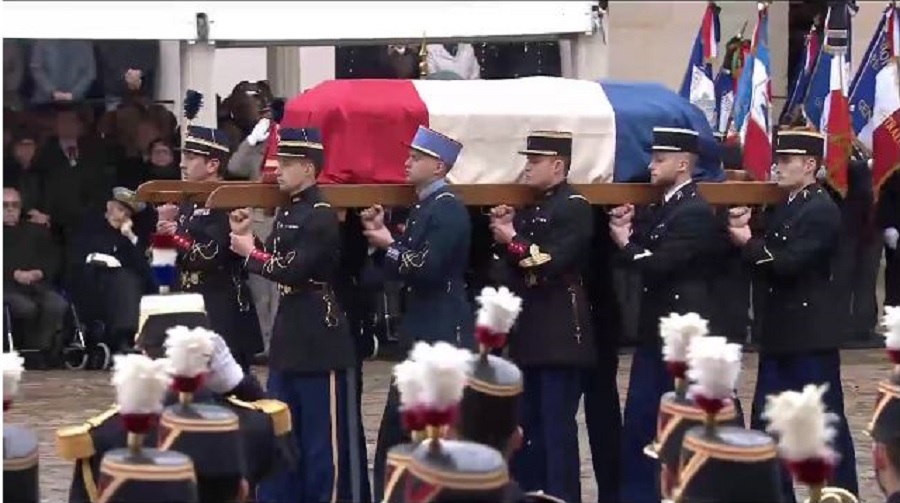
9, 349, 889, 503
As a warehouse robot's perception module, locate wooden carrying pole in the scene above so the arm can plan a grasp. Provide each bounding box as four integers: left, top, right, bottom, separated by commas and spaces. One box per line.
188, 182, 786, 209
136, 180, 260, 204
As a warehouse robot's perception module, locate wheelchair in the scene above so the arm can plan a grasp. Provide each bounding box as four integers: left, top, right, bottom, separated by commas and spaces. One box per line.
3, 290, 94, 370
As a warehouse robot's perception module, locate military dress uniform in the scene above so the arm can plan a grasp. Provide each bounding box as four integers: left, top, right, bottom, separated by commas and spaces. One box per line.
171, 126, 263, 369
740, 130, 858, 501
247, 128, 368, 503
495, 132, 595, 503
373, 126, 474, 501
619, 127, 744, 503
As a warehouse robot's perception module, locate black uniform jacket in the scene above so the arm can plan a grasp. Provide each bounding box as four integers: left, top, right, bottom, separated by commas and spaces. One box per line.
621, 181, 726, 345
66, 389, 290, 503
175, 202, 263, 358
495, 182, 596, 367
379, 183, 473, 348
245, 185, 356, 372
742, 183, 843, 354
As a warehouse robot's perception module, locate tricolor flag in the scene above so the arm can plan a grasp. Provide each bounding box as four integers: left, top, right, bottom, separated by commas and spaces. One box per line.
851, 3, 900, 193
680, 2, 721, 129
149, 233, 178, 293
779, 24, 820, 124
732, 2, 773, 181
714, 33, 748, 136
804, 3, 855, 130
284, 78, 726, 184
820, 1, 853, 194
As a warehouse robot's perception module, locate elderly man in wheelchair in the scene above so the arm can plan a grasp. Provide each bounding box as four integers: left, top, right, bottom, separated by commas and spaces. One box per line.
67, 187, 155, 369
3, 186, 69, 368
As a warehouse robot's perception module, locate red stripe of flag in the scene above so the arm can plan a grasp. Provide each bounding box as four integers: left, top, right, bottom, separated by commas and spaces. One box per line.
284, 79, 428, 184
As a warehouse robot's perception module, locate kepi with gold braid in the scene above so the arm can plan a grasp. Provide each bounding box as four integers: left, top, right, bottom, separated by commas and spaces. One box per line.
3, 351, 40, 503
518, 130, 573, 157
458, 287, 524, 452
399, 341, 512, 502
764, 384, 849, 503
97, 353, 199, 503
652, 127, 699, 154
657, 336, 744, 502
775, 128, 825, 157
157, 327, 244, 500
277, 127, 325, 169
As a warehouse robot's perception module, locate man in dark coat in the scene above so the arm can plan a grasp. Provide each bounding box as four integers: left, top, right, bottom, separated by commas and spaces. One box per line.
489, 130, 595, 503
878, 169, 900, 307
609, 126, 738, 503
3, 186, 68, 364
727, 128, 858, 502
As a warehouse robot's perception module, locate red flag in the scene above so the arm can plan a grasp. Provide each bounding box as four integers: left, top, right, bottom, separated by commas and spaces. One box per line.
821, 50, 851, 194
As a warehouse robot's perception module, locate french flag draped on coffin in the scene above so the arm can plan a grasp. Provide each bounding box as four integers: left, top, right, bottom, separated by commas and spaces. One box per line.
283, 77, 724, 185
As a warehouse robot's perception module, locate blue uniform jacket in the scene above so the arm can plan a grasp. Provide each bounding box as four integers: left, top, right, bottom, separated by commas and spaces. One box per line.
380, 182, 474, 348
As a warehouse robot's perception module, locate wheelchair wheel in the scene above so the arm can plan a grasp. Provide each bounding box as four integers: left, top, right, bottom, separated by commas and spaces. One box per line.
87, 342, 112, 371
62, 346, 89, 370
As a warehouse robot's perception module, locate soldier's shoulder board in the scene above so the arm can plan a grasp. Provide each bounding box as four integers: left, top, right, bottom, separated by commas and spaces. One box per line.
523, 491, 568, 503
55, 405, 118, 461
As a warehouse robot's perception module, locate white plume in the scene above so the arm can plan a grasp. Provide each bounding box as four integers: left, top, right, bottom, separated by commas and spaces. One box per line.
3, 351, 26, 401
475, 286, 523, 333
164, 326, 215, 377
409, 341, 435, 364
881, 306, 900, 350
659, 312, 710, 362
686, 336, 742, 400
204, 333, 244, 394
112, 354, 173, 415
417, 342, 473, 410
393, 358, 426, 409
763, 384, 838, 461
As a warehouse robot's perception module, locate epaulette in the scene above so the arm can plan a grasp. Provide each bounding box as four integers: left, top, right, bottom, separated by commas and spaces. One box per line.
523, 490, 568, 503
313, 202, 332, 209
226, 396, 292, 437
55, 405, 119, 461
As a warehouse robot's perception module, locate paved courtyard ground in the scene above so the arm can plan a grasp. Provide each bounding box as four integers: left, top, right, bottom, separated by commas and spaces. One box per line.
9, 349, 890, 503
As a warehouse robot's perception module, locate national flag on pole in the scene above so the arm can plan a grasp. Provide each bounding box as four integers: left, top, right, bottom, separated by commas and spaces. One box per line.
732, 3, 772, 181
680, 2, 721, 129
820, 1, 853, 194
804, 3, 855, 130
714, 32, 748, 136
851, 3, 900, 193
779, 24, 820, 124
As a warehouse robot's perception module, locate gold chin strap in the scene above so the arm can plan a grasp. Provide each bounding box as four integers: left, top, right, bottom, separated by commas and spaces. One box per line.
805, 487, 858, 503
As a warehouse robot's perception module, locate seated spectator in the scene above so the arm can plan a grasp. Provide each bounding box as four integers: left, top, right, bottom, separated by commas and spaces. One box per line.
3, 187, 68, 366
68, 187, 153, 357
5, 129, 51, 227
29, 40, 96, 105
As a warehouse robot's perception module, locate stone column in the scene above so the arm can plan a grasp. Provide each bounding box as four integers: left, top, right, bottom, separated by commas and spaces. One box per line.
266, 46, 302, 98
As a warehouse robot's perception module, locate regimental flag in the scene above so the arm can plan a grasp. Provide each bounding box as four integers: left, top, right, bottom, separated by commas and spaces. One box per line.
714, 32, 749, 136
851, 3, 900, 194
780, 24, 821, 125
804, 3, 855, 131
733, 2, 773, 181
680, 2, 721, 130
820, 1, 853, 194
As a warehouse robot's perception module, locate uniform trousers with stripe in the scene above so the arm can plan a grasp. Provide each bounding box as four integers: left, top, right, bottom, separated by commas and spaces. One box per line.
511, 367, 583, 503
621, 344, 746, 503
257, 369, 369, 503
750, 351, 858, 503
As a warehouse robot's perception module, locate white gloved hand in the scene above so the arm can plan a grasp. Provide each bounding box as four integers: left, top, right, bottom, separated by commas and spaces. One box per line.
205, 333, 245, 395
246, 118, 271, 147
86, 253, 122, 268
885, 227, 899, 250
